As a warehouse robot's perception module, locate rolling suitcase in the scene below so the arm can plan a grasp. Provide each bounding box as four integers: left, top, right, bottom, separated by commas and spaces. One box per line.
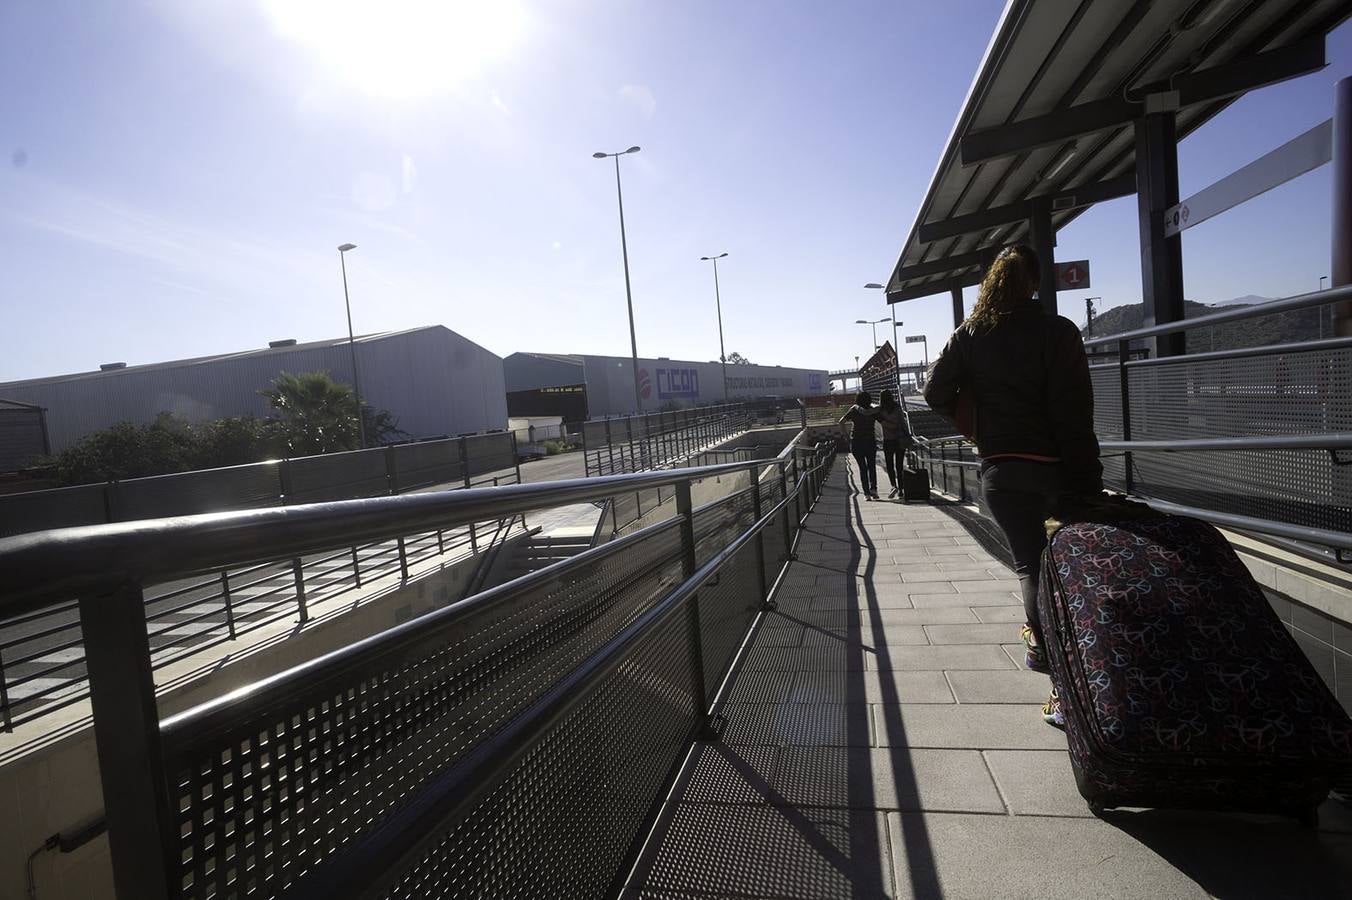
1038, 505, 1352, 823
901, 450, 929, 503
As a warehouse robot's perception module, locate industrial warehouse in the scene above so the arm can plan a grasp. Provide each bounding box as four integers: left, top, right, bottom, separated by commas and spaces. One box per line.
0, 326, 508, 453
504, 352, 828, 419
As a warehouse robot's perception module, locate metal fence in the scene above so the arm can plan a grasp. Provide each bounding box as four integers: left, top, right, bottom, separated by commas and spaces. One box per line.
0, 432, 524, 729
912, 285, 1352, 562
0, 431, 520, 538
0, 445, 836, 899
581, 403, 753, 477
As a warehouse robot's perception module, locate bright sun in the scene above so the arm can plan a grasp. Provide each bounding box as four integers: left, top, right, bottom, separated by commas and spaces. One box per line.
262, 0, 525, 98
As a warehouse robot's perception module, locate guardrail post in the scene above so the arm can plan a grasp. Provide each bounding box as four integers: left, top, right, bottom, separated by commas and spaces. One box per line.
583, 423, 592, 477
940, 444, 950, 493
385, 444, 399, 495
512, 432, 523, 484
675, 481, 712, 729
220, 571, 237, 639
0, 650, 11, 731
352, 545, 364, 586
958, 457, 967, 501
1119, 338, 1134, 493
459, 436, 473, 489
790, 452, 802, 525
278, 459, 309, 622
750, 472, 770, 608
605, 420, 616, 476
777, 463, 794, 559
80, 583, 175, 900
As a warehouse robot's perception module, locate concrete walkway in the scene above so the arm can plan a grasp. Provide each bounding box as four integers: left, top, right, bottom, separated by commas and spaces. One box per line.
629, 457, 1352, 899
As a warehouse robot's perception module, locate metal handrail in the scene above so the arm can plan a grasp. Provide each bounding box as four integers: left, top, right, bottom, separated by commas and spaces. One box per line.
0, 460, 766, 618
283, 457, 826, 900
1100, 434, 1352, 453
1082, 283, 1351, 348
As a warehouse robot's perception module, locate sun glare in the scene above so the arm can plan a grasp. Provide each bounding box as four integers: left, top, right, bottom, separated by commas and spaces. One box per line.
262, 0, 524, 98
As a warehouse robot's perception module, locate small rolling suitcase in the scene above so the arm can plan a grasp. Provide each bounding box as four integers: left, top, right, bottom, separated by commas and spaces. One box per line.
1038, 504, 1352, 823
901, 451, 929, 502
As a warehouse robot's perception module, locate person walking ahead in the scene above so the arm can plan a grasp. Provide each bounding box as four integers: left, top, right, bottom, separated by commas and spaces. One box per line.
839, 391, 881, 500
876, 389, 912, 499
923, 245, 1101, 721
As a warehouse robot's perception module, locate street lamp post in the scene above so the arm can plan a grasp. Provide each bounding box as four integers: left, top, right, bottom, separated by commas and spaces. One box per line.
855, 317, 889, 349
700, 252, 730, 400
863, 283, 899, 350
337, 243, 366, 449
593, 146, 644, 413
1084, 296, 1101, 338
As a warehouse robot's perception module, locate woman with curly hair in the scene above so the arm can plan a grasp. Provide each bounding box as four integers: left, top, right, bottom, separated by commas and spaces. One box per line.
924, 244, 1102, 724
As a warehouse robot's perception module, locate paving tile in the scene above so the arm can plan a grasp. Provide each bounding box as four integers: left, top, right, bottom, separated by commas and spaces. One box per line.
971, 605, 1026, 623
982, 749, 1091, 817
722, 669, 800, 705
641, 805, 894, 899
721, 702, 872, 746
773, 747, 1004, 813
872, 704, 1069, 749
885, 812, 1220, 900
800, 625, 929, 649
743, 645, 870, 671
946, 669, 1052, 704
953, 578, 1022, 593
923, 623, 1019, 645
908, 591, 1015, 608
864, 607, 981, 626
681, 743, 778, 805
899, 569, 998, 582
788, 670, 955, 705
870, 644, 1015, 671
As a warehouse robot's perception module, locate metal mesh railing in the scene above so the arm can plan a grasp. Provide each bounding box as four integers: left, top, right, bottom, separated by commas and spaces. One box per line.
912, 288, 1352, 560
0, 510, 522, 730
582, 404, 753, 477
0, 448, 835, 899
163, 518, 686, 900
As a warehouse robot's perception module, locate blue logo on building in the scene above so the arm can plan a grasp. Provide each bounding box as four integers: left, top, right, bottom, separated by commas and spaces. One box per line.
808, 373, 823, 392
657, 368, 700, 400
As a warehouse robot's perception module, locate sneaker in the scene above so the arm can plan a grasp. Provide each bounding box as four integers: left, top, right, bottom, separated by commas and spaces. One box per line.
869, 492, 880, 500
1021, 624, 1050, 674
888, 487, 899, 499
1042, 687, 1066, 729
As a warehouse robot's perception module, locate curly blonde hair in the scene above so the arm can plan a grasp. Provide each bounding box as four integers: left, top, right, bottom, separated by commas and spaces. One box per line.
965, 244, 1040, 330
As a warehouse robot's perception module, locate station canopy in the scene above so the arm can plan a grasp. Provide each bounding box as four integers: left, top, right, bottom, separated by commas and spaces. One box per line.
887, 0, 1349, 304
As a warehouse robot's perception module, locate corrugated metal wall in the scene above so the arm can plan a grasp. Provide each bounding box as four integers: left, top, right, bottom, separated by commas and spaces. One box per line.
578, 355, 828, 417
502, 353, 585, 392
0, 327, 506, 452
0, 403, 48, 471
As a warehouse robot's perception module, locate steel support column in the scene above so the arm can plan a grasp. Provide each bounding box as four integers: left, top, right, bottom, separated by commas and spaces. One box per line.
1334, 76, 1352, 335
950, 284, 964, 329
1135, 112, 1186, 357
1028, 196, 1058, 316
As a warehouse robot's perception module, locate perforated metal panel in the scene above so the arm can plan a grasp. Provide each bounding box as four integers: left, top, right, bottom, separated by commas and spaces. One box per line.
391, 440, 463, 491
287, 449, 391, 504
378, 609, 698, 900
1093, 346, 1351, 534
465, 432, 517, 479
116, 462, 284, 520
165, 521, 687, 899
693, 537, 763, 700
0, 482, 107, 536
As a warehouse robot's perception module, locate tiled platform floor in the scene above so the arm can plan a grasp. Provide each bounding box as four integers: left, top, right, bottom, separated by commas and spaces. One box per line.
628, 457, 1352, 899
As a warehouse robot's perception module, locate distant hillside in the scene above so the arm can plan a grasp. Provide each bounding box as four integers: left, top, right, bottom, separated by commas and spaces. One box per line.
1084, 296, 1329, 352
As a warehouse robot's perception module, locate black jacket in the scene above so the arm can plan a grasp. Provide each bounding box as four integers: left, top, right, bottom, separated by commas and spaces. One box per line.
923, 302, 1102, 494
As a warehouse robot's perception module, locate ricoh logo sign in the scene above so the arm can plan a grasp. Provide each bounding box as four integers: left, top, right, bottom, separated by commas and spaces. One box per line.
656, 367, 700, 400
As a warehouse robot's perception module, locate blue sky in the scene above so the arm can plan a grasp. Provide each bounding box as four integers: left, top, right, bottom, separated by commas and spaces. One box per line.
1, 1, 1348, 383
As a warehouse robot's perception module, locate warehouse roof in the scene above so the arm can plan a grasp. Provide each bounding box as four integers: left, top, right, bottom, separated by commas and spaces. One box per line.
0, 326, 482, 391
886, 0, 1346, 303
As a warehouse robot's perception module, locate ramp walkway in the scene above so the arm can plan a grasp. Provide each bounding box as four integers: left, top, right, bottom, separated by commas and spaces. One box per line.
629, 457, 1352, 899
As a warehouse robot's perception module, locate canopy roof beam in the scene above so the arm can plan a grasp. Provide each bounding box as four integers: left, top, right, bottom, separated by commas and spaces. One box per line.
917, 172, 1137, 243
960, 36, 1327, 166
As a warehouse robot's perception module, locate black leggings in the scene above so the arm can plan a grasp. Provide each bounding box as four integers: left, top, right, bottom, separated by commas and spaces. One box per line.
882, 439, 903, 488
980, 459, 1062, 643
852, 445, 877, 494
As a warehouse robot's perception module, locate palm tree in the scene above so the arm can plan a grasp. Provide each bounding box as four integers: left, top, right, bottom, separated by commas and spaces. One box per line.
260, 371, 360, 455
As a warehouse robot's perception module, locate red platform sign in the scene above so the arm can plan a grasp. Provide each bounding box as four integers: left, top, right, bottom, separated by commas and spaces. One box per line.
1054, 260, 1091, 291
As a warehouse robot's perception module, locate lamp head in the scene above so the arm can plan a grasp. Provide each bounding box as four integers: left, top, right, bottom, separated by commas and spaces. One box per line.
625, 146, 641, 154
592, 152, 608, 159
338, 243, 357, 252
864, 282, 884, 289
